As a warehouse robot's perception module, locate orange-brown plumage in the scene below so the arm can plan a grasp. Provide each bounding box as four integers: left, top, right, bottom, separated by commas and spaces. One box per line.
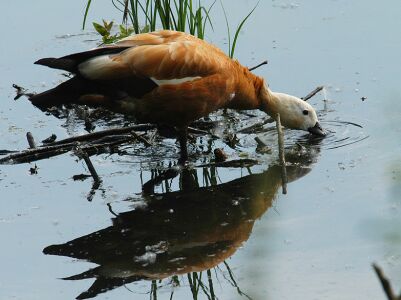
30, 30, 325, 162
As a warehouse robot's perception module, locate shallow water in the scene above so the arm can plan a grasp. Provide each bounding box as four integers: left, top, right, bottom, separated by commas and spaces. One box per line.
1, 1, 401, 299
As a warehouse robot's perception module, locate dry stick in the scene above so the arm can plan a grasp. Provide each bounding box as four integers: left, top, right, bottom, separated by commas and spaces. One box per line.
107, 203, 118, 217
48, 124, 155, 146
237, 118, 274, 134
254, 136, 268, 147
26, 132, 36, 149
0, 135, 133, 165
248, 60, 268, 72
0, 126, 154, 164
302, 86, 324, 101
0, 142, 78, 164
75, 146, 102, 185
276, 113, 288, 194
130, 131, 152, 147
372, 263, 399, 300
3, 149, 69, 164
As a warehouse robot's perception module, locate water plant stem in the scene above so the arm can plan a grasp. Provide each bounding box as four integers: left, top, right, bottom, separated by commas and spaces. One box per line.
276, 113, 287, 194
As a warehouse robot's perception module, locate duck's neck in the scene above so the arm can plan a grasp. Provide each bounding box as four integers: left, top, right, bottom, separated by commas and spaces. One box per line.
258, 86, 281, 118
225, 62, 266, 110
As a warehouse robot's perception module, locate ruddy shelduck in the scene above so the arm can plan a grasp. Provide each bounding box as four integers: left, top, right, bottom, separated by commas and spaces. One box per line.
30, 30, 325, 162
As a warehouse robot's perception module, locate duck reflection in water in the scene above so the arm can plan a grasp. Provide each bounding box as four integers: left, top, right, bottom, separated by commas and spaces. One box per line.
44, 145, 320, 299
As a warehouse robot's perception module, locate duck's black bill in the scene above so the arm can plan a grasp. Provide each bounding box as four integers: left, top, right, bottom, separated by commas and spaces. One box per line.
308, 122, 326, 137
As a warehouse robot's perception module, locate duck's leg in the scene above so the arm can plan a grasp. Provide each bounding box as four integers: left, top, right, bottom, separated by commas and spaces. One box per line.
177, 126, 188, 164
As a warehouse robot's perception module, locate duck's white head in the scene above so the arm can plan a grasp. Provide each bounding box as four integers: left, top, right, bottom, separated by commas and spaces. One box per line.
260, 88, 326, 136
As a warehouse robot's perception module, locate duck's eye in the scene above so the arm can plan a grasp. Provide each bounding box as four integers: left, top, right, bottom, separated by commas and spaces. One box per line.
302, 110, 309, 115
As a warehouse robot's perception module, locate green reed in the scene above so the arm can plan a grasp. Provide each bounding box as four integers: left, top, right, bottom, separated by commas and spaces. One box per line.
83, 0, 255, 57
83, 0, 214, 39
221, 0, 258, 58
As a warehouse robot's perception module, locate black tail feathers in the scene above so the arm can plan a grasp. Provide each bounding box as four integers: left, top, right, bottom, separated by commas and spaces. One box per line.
34, 57, 77, 73
29, 76, 85, 109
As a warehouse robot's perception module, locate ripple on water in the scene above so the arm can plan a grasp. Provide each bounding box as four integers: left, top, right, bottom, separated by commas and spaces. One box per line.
256, 117, 368, 154
311, 120, 369, 150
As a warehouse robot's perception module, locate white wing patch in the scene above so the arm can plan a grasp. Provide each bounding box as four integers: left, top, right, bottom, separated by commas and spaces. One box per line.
151, 76, 202, 86
78, 55, 122, 79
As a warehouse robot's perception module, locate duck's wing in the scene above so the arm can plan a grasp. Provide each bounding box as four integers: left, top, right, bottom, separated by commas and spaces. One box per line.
31, 31, 233, 118
36, 30, 229, 81
76, 30, 230, 81
38, 31, 190, 73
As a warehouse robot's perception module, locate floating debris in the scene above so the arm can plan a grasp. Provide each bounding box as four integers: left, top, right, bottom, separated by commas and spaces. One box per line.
42, 134, 57, 144
214, 148, 228, 162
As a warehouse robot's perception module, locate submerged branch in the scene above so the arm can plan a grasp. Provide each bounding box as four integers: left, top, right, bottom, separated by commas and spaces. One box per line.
74, 146, 102, 185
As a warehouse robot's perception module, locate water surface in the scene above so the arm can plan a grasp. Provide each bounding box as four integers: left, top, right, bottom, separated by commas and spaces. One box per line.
1, 1, 400, 299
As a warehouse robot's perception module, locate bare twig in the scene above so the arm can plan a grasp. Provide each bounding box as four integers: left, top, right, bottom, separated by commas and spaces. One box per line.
0, 142, 78, 164
254, 136, 268, 147
0, 124, 157, 165
87, 180, 102, 202
74, 146, 102, 185
255, 136, 272, 154
237, 118, 274, 134
372, 263, 400, 300
302, 86, 324, 101
130, 131, 152, 147
107, 203, 118, 217
276, 113, 287, 194
0, 134, 136, 165
249, 60, 268, 71
42, 134, 57, 144
48, 124, 155, 146
26, 132, 36, 149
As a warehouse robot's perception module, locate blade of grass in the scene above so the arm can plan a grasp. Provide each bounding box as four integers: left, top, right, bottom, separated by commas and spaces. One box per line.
220, 0, 231, 56
122, 0, 129, 24
203, 1, 216, 30
230, 2, 258, 58
129, 0, 140, 33
188, 0, 195, 34
200, 1, 216, 38
82, 0, 92, 30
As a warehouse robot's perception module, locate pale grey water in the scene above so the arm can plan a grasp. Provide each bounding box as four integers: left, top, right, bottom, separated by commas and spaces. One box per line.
0, 1, 400, 299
